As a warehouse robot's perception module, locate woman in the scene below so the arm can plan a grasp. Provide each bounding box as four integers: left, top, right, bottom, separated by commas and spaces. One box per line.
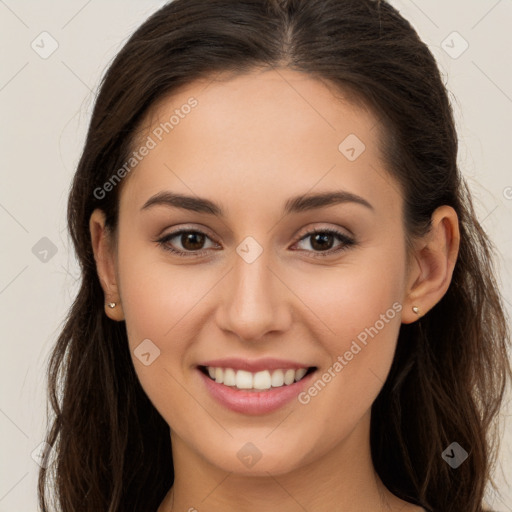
38, 0, 511, 511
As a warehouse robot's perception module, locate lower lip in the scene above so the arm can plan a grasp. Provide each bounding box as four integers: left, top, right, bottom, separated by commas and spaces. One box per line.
198, 368, 316, 415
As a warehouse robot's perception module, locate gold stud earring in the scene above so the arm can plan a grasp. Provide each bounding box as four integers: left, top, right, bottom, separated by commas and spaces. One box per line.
412, 306, 420, 315
107, 302, 117, 308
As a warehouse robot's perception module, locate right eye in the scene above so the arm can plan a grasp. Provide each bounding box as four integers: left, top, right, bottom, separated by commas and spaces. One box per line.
155, 229, 220, 258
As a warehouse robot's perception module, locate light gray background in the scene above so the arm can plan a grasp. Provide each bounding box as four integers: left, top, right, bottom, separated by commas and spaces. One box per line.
1, 1, 511, 510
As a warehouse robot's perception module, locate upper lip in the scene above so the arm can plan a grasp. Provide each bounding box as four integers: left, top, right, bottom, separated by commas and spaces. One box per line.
198, 357, 315, 373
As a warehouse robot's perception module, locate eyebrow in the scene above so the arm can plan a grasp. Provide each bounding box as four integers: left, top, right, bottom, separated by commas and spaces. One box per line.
140, 190, 374, 216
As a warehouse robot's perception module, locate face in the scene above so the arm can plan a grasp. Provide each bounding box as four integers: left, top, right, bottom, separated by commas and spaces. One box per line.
99, 68, 414, 475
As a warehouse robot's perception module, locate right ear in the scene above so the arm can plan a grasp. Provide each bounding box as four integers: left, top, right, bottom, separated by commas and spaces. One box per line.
89, 209, 125, 321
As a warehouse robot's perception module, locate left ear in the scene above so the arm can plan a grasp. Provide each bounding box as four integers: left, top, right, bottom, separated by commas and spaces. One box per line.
401, 205, 460, 324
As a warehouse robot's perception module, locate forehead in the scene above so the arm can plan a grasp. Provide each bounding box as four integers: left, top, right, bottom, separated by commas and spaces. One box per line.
140, 67, 378, 149
120, 68, 400, 219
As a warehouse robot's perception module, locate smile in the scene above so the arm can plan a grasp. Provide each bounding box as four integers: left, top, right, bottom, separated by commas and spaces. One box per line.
200, 365, 316, 391
197, 362, 318, 415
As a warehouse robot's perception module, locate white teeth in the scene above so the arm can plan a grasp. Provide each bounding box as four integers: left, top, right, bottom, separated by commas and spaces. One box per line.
271, 369, 284, 387
294, 368, 308, 381
284, 369, 296, 385
235, 370, 253, 389
223, 368, 236, 387
253, 370, 271, 390
204, 366, 311, 390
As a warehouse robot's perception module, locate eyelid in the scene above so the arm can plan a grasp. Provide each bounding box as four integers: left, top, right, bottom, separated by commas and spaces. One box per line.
155, 223, 218, 244
294, 223, 353, 241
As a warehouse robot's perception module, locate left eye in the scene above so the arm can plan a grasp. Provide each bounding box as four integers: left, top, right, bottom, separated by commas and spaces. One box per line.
293, 228, 355, 256
155, 228, 355, 258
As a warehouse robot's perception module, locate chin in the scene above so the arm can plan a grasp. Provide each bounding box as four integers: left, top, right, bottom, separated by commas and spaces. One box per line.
201, 440, 312, 477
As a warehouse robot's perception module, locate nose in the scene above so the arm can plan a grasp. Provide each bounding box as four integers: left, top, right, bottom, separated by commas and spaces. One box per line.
215, 249, 292, 343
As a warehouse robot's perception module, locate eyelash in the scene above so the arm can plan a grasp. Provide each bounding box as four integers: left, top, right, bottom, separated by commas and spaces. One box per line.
154, 227, 356, 259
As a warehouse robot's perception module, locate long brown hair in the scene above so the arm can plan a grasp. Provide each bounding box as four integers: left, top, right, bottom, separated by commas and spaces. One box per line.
38, 1, 511, 510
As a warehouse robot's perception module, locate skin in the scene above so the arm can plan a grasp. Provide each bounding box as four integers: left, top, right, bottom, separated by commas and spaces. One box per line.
90, 68, 460, 511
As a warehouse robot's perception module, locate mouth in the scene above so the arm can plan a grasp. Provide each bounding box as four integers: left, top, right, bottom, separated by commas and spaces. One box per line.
196, 357, 319, 414
198, 365, 317, 392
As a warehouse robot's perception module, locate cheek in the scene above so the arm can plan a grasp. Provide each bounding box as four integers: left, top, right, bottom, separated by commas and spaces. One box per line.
294, 245, 405, 414
115, 235, 210, 403
116, 229, 209, 347
118, 262, 209, 433
302, 244, 405, 350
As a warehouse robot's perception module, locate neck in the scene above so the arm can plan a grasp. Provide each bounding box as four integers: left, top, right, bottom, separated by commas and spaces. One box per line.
157, 412, 416, 512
